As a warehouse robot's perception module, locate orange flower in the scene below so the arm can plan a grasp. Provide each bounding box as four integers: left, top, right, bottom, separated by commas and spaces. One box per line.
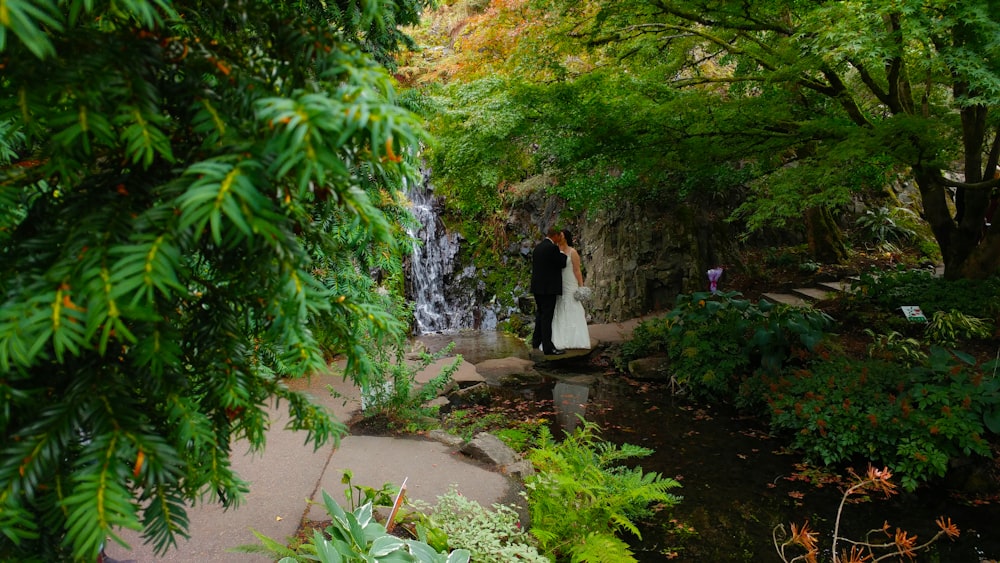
893, 528, 918, 558
789, 521, 818, 556
935, 516, 960, 539
839, 545, 872, 563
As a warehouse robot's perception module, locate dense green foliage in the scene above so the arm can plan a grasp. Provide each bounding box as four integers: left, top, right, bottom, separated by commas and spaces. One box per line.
624, 281, 1000, 490
621, 292, 832, 402
767, 350, 998, 491
235, 491, 472, 563
855, 269, 1000, 320
408, 0, 1000, 278
0, 0, 430, 559
524, 420, 682, 562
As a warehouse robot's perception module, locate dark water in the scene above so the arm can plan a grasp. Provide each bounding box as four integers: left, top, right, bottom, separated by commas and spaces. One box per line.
416, 332, 1000, 562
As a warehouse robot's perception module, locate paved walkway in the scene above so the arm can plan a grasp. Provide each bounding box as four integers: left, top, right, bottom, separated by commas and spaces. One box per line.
104, 319, 645, 562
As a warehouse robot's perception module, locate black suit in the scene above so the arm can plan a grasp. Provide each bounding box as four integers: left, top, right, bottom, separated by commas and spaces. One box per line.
531, 237, 567, 353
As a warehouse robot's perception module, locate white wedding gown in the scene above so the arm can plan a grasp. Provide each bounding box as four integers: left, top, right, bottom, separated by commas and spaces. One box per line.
551, 264, 591, 350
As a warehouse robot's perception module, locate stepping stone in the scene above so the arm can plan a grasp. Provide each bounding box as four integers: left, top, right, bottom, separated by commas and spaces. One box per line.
761, 292, 808, 307
817, 280, 854, 293
791, 287, 836, 301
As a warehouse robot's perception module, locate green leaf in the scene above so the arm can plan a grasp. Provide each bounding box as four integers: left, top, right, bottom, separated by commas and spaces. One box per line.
0, 0, 62, 58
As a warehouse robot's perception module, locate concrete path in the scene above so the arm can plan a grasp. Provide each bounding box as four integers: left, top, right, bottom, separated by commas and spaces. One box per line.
103, 369, 516, 562
103, 319, 642, 562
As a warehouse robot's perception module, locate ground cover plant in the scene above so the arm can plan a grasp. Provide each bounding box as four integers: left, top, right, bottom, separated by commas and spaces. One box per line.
853, 269, 1000, 321
766, 350, 998, 490
620, 272, 1000, 491
409, 489, 549, 563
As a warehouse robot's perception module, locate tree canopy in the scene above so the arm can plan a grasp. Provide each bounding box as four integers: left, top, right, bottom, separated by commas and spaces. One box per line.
411, 0, 1000, 278
0, 0, 428, 559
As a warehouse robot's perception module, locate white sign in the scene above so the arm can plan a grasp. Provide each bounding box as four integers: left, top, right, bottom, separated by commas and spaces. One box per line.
900, 306, 927, 322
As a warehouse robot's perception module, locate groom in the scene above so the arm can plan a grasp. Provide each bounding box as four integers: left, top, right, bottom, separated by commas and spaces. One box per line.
531, 227, 567, 355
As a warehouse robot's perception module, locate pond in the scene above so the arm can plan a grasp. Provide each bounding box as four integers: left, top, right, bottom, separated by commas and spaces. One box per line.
417, 331, 1000, 562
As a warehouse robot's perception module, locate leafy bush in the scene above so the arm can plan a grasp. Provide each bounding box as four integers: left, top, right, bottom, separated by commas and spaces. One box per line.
414, 489, 549, 563
234, 490, 471, 563
855, 269, 1000, 321
924, 310, 993, 348
767, 350, 998, 490
335, 343, 460, 429
524, 420, 682, 562
863, 329, 928, 366
621, 292, 832, 402
854, 206, 919, 252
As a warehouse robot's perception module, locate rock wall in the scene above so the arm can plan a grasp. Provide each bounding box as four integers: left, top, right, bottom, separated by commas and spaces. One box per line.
498, 185, 741, 324
576, 201, 736, 322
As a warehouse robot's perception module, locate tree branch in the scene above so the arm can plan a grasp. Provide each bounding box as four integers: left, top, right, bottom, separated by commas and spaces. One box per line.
933, 171, 1000, 190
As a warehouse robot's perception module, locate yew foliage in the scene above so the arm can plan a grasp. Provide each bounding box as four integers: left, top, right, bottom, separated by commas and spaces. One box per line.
0, 0, 428, 560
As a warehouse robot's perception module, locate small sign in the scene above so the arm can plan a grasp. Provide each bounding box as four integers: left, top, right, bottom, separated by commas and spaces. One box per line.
900, 306, 927, 322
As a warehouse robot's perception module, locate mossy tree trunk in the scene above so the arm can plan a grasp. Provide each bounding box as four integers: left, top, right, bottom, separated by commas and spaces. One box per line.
805, 207, 848, 264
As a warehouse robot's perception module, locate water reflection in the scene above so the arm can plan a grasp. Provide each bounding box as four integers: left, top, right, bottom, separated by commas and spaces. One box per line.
422, 330, 1000, 562
552, 377, 591, 433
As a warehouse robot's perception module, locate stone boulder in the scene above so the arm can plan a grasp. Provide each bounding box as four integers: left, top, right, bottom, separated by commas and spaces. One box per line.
461, 432, 519, 468
627, 356, 672, 381
474, 357, 544, 387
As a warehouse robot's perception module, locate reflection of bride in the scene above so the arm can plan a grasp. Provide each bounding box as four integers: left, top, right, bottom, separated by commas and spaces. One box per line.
552, 230, 591, 350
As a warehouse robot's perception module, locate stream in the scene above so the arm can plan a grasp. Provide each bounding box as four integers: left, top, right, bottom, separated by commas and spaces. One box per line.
416, 331, 1000, 563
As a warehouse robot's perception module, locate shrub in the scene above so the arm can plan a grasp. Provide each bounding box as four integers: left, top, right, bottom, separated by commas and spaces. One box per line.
767, 350, 997, 490
621, 292, 832, 402
855, 268, 1000, 321
524, 420, 682, 562
414, 489, 549, 563
924, 309, 993, 348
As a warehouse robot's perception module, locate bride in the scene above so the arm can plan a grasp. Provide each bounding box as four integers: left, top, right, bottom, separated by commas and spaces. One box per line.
552, 229, 591, 350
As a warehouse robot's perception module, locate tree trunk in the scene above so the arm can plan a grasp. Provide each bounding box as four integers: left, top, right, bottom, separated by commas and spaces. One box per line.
913, 165, 999, 279
805, 207, 848, 264
960, 232, 1000, 279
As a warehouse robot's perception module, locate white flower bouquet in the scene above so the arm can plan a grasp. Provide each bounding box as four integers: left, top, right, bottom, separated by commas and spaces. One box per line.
573, 286, 593, 302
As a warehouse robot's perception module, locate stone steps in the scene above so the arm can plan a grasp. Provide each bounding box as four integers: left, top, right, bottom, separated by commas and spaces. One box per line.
761, 279, 855, 307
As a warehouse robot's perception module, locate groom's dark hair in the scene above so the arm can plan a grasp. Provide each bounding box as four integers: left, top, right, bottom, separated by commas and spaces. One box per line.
546, 227, 561, 237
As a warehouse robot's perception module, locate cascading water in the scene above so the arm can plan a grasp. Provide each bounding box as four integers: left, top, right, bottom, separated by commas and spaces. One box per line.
407, 173, 500, 334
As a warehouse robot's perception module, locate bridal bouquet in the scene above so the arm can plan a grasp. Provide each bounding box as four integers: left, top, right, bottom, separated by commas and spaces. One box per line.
573, 286, 593, 302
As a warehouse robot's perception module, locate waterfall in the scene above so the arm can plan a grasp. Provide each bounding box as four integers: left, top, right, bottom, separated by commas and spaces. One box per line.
407, 173, 499, 334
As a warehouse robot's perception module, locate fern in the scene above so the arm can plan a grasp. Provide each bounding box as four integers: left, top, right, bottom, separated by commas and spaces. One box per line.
569, 531, 636, 563
525, 420, 682, 561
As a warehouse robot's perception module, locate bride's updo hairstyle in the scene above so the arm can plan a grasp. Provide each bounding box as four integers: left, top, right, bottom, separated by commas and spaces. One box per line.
562, 229, 575, 247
